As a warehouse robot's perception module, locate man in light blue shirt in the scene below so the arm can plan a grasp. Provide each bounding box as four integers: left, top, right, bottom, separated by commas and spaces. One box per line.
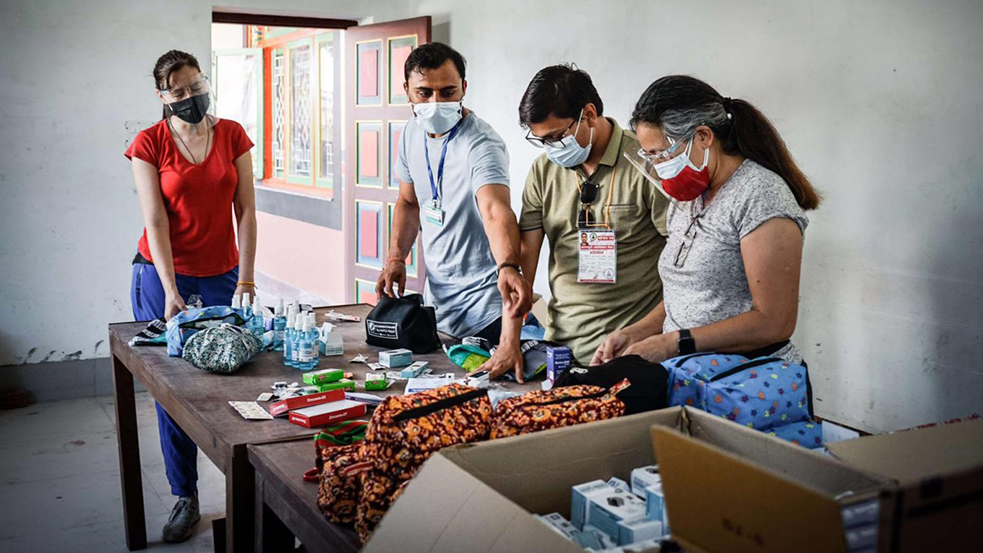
378, 43, 531, 379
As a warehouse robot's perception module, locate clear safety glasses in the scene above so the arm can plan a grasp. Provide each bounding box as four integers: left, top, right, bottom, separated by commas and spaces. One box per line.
159, 74, 212, 104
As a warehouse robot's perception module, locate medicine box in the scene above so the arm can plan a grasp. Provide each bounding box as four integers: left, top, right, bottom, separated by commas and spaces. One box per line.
587, 487, 647, 538
302, 368, 344, 386
315, 378, 356, 393
546, 346, 572, 383
570, 480, 610, 530
364, 372, 388, 391
644, 485, 666, 524
399, 361, 429, 378
536, 513, 577, 541
379, 348, 413, 368
318, 327, 344, 356
607, 477, 631, 494
617, 517, 664, 546
630, 465, 661, 498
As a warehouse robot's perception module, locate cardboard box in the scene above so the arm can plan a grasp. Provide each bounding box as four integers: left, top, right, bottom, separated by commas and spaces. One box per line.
649, 408, 891, 553
826, 418, 983, 552
268, 389, 346, 417
617, 517, 664, 546
630, 465, 661, 498
362, 409, 680, 553
546, 346, 571, 383
315, 378, 356, 393
287, 399, 366, 428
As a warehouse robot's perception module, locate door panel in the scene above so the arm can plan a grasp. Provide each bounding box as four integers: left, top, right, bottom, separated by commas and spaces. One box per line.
344, 16, 431, 305
213, 48, 263, 177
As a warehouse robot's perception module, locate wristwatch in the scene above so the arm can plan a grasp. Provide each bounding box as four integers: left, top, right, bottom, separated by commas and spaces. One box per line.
677, 329, 696, 355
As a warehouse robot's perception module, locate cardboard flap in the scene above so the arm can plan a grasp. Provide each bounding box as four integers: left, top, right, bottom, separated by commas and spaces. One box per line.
827, 419, 983, 483
651, 425, 848, 553
440, 409, 683, 516
363, 454, 581, 553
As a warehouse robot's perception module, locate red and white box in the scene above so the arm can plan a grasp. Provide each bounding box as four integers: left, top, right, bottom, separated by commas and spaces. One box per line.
288, 400, 367, 428
269, 389, 346, 418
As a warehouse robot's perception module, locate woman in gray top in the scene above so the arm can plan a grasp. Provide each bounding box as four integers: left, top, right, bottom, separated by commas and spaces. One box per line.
592, 76, 821, 366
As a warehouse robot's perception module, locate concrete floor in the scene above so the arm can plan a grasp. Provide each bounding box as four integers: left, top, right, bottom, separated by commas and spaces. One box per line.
0, 393, 226, 552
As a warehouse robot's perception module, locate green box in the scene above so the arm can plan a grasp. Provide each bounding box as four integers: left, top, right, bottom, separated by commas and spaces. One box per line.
303, 368, 344, 386
316, 378, 356, 393
365, 372, 388, 391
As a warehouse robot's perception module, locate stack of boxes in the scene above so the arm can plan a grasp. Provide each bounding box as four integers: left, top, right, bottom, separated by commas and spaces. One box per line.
538, 465, 669, 552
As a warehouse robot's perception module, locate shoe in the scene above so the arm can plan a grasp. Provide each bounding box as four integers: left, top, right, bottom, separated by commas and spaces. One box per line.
162, 494, 201, 543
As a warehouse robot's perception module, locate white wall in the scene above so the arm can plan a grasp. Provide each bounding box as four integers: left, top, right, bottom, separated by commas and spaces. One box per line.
407, 0, 983, 432
0, 0, 410, 367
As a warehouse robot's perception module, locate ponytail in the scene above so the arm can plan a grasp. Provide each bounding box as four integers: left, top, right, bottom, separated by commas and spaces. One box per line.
631, 75, 821, 211
723, 98, 821, 210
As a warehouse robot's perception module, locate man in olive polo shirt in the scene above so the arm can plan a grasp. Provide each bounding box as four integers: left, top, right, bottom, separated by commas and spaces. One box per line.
483, 65, 669, 377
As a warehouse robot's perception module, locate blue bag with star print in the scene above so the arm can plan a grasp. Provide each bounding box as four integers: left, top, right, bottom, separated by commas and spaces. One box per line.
765, 420, 824, 450
666, 353, 812, 433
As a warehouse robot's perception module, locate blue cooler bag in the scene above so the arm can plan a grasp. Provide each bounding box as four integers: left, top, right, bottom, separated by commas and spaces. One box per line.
766, 420, 824, 450
666, 353, 812, 432
165, 306, 245, 357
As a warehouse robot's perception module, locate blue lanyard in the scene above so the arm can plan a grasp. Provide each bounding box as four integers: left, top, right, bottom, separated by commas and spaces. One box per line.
424, 123, 462, 203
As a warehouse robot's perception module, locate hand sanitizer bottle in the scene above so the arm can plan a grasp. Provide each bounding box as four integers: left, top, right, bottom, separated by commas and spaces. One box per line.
242, 293, 253, 321
231, 294, 242, 316
248, 296, 264, 335
296, 317, 316, 370
283, 312, 296, 367
308, 312, 320, 368
272, 299, 286, 351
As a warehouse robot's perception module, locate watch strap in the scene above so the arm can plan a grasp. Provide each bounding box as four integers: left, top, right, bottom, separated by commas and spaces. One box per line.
677, 329, 696, 355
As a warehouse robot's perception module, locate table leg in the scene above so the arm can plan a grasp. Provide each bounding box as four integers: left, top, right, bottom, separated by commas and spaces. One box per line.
255, 472, 295, 552
112, 352, 147, 550
227, 447, 256, 552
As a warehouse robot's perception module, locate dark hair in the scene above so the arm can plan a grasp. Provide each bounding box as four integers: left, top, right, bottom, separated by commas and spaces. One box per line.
630, 75, 820, 210
518, 64, 604, 127
153, 50, 201, 119
403, 42, 466, 83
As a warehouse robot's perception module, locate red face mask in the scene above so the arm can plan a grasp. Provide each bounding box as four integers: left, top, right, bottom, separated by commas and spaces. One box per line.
653, 140, 711, 202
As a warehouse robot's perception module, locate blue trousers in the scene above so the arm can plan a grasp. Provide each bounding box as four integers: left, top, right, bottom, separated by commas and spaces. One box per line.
130, 261, 238, 497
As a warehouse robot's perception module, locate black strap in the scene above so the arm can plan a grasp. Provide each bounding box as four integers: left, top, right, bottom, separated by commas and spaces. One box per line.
132, 252, 153, 265
724, 340, 790, 360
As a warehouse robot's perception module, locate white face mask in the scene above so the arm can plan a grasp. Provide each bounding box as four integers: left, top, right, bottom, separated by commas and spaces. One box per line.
544, 109, 593, 168
413, 101, 464, 134
652, 139, 708, 180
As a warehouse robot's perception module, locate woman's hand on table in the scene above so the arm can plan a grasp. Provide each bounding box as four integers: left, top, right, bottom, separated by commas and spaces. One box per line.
622, 332, 678, 365
483, 342, 526, 384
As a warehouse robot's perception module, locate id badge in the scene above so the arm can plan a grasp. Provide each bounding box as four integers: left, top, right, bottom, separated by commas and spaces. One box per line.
423, 200, 444, 227
577, 229, 617, 284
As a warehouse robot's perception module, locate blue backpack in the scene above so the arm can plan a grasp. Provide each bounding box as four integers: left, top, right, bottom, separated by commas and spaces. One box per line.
666, 353, 812, 433
165, 306, 245, 357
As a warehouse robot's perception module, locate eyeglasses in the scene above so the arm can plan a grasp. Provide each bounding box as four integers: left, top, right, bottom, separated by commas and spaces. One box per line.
525, 109, 584, 148
637, 136, 682, 164
160, 75, 211, 104
674, 212, 703, 268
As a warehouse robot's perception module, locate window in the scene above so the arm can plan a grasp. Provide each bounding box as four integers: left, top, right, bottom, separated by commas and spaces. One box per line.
250, 27, 342, 198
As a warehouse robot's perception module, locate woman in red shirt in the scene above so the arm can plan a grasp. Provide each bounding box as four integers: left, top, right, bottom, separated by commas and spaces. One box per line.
124, 50, 257, 543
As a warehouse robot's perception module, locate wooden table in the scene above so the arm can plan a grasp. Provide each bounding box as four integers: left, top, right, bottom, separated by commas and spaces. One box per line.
249, 439, 358, 553
109, 303, 476, 552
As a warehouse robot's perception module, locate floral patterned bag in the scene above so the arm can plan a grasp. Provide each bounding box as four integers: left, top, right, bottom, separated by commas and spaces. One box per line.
354, 383, 494, 540
489, 379, 630, 440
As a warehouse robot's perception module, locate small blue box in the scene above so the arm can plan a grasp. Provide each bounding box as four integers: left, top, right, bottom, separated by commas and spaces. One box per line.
645, 485, 666, 524
547, 346, 572, 383
379, 348, 413, 368
571, 480, 610, 530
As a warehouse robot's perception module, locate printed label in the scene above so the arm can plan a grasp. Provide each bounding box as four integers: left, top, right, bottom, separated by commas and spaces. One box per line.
367, 320, 399, 340
298, 346, 316, 362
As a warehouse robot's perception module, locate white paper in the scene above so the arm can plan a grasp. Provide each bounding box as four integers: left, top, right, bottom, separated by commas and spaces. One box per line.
229, 401, 273, 420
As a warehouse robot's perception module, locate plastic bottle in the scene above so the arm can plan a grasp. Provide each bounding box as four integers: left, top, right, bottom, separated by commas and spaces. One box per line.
242, 293, 253, 321
308, 312, 320, 368
296, 316, 316, 370
283, 312, 296, 367
272, 299, 286, 351
247, 296, 264, 336
231, 294, 242, 316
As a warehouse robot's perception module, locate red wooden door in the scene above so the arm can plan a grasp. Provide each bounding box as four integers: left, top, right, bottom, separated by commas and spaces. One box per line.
344, 16, 431, 305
